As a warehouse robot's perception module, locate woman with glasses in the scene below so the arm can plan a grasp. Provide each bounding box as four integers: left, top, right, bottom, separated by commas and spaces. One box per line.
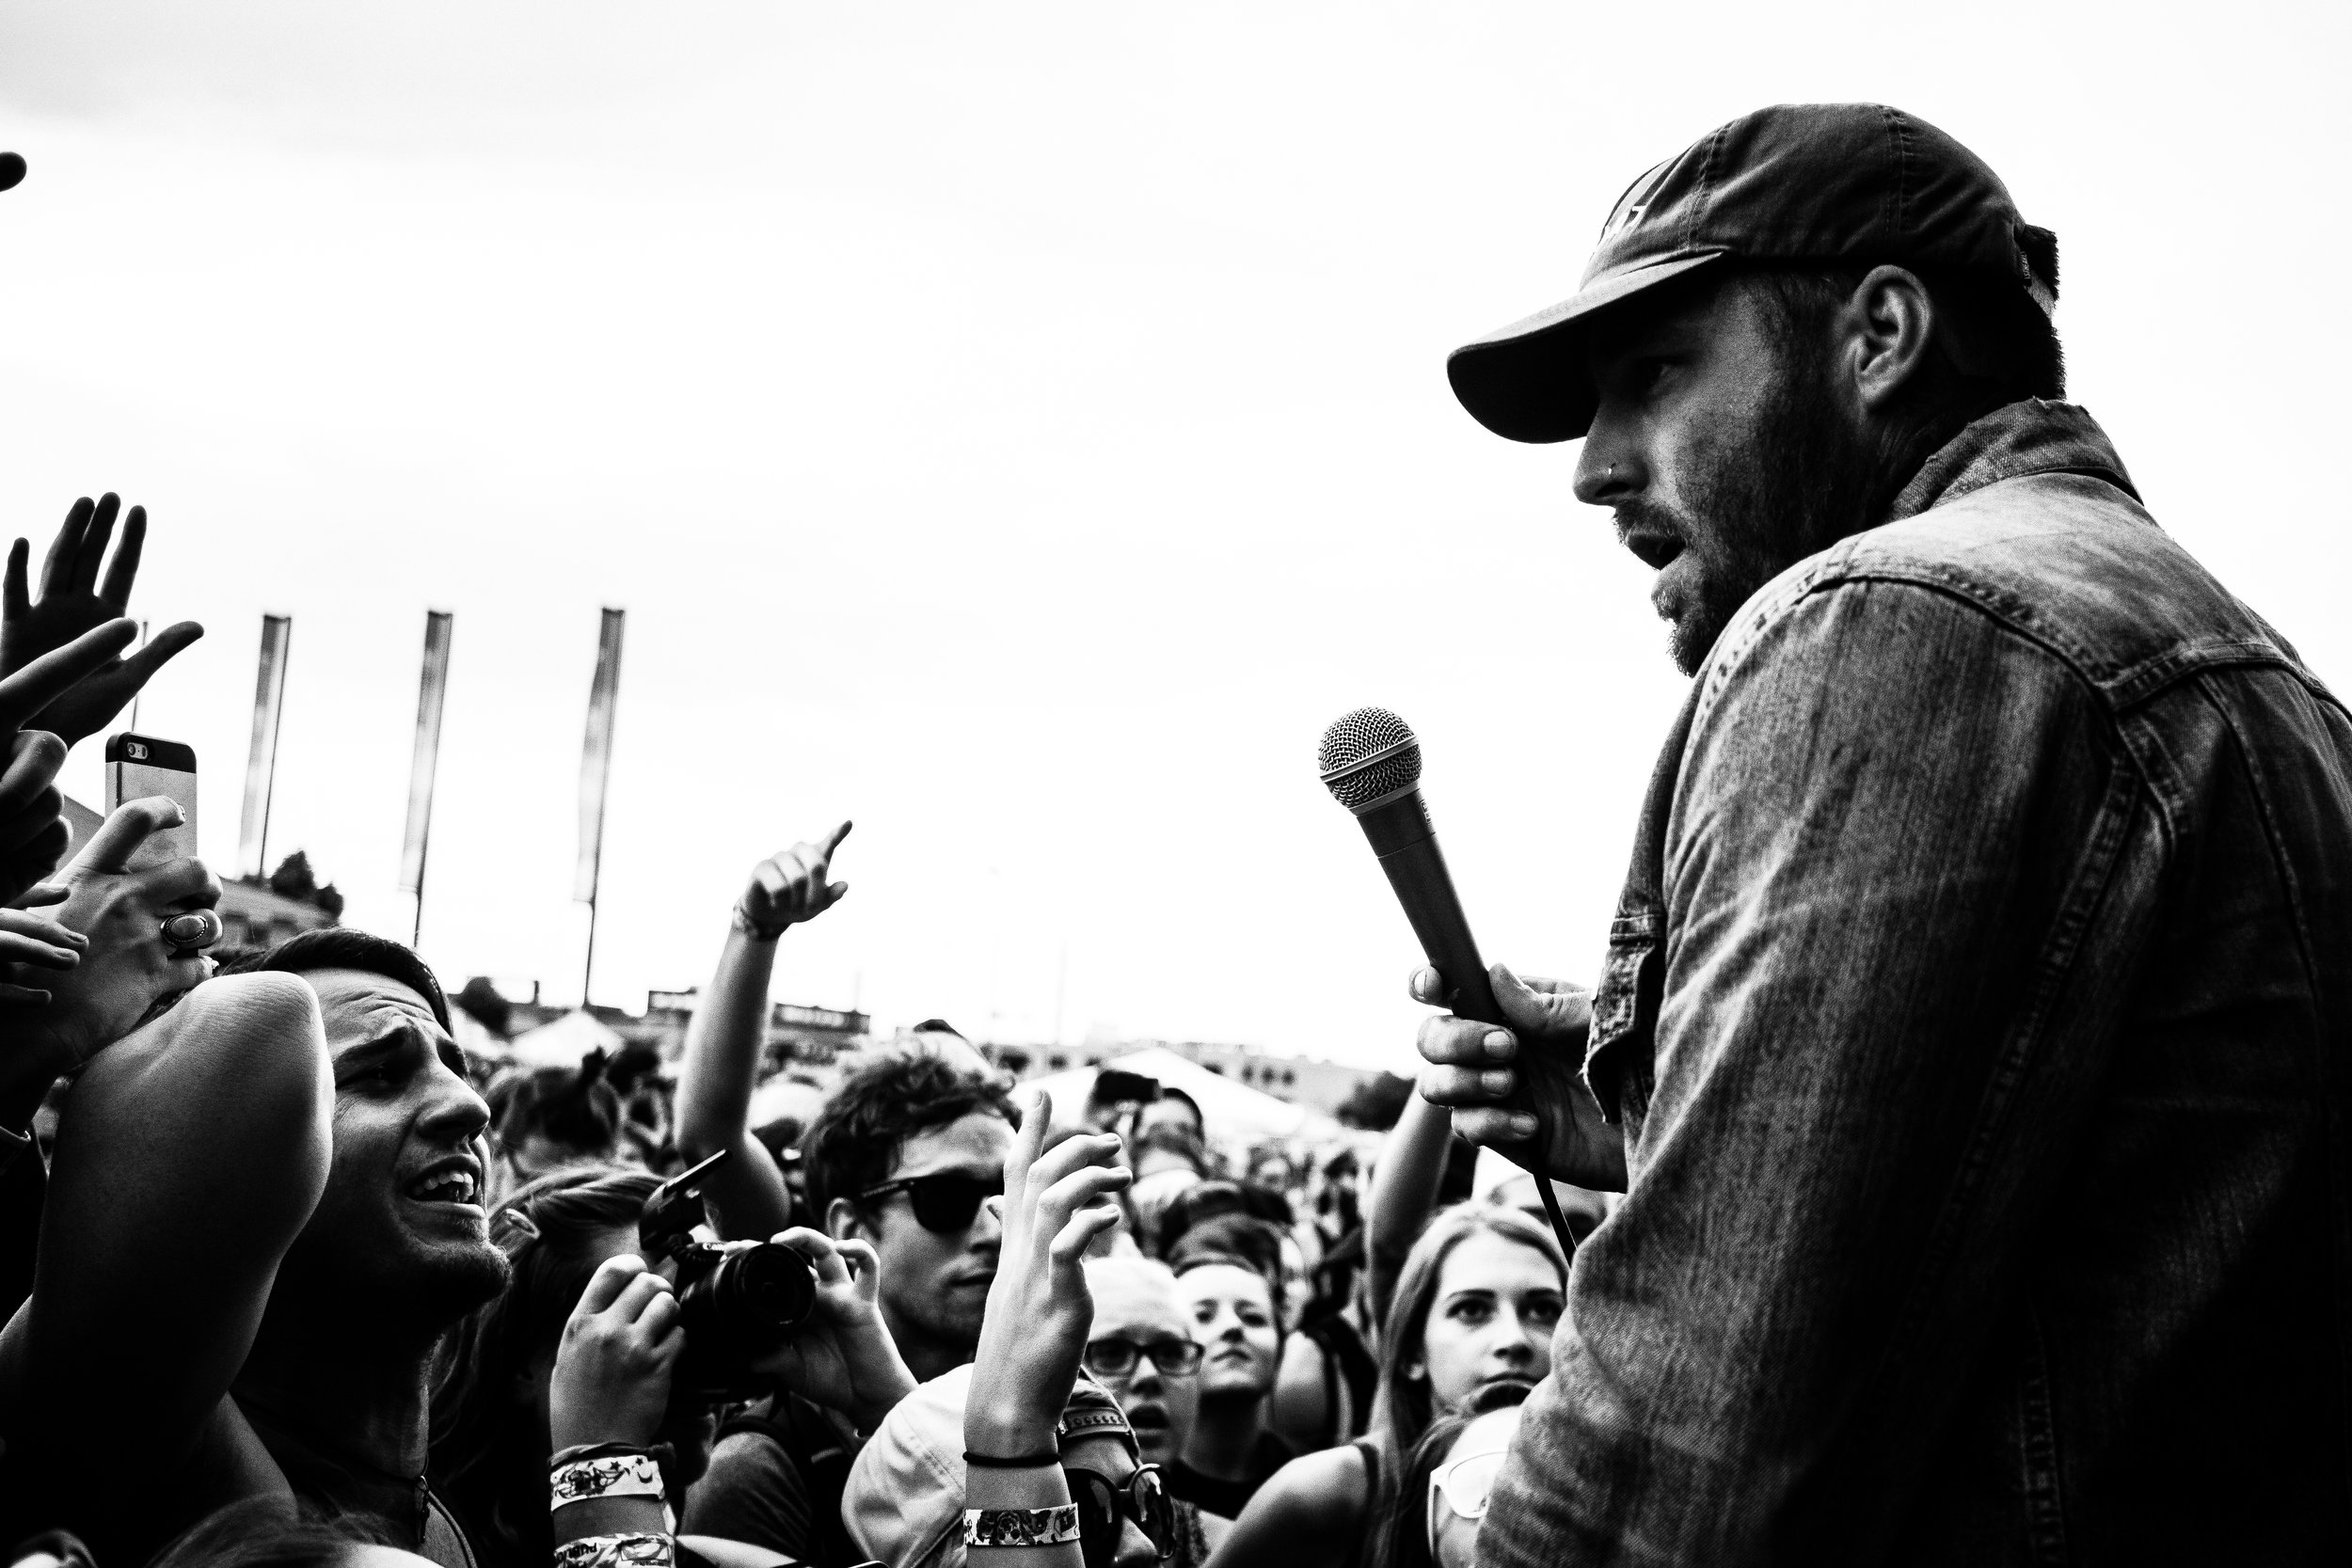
1200, 1207, 1565, 1568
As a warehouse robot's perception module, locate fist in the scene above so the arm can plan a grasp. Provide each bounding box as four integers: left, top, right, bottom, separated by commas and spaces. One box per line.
738, 821, 851, 935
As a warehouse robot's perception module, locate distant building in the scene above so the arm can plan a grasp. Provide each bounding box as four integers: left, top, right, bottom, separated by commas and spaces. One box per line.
483, 982, 866, 1068
217, 878, 337, 950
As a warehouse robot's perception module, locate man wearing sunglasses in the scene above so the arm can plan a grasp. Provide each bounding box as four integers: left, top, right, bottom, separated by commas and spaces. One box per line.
688, 1050, 1020, 1560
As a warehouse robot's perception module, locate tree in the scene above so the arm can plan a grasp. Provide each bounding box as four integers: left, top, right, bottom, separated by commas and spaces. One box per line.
257, 850, 343, 923
1337, 1071, 1416, 1131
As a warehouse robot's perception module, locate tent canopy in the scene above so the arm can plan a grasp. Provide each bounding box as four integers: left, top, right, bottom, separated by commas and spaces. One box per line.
1024, 1046, 1341, 1148
507, 1007, 627, 1070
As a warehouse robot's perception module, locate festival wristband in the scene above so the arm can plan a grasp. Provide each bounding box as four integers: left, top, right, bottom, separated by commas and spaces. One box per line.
731, 903, 791, 942
963, 1507, 1082, 1549
551, 1452, 666, 1511
552, 1535, 674, 1568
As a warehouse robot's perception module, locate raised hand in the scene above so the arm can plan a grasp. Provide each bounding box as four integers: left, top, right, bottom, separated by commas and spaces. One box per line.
1, 495, 204, 745
0, 618, 140, 906
1411, 962, 1627, 1193
549, 1253, 683, 1452
22, 797, 220, 1071
966, 1091, 1131, 1458
735, 821, 852, 937
750, 1227, 917, 1430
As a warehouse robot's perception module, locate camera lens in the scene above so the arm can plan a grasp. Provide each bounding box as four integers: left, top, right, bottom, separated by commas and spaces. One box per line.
709, 1242, 817, 1331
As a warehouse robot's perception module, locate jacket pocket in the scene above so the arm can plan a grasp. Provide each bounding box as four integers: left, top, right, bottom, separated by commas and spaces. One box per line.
1586, 906, 1665, 1125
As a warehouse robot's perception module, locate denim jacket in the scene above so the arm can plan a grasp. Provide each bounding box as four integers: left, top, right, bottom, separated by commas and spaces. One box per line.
1481, 402, 2352, 1565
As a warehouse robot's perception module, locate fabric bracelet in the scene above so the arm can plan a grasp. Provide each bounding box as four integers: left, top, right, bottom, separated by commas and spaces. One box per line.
551, 1452, 665, 1512
962, 1449, 1061, 1469
730, 903, 790, 942
551, 1534, 674, 1568
963, 1506, 1082, 1549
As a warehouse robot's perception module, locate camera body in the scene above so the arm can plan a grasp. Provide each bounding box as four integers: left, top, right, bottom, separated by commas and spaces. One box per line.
639, 1149, 818, 1403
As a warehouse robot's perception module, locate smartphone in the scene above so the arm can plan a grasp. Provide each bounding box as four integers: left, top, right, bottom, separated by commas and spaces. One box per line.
103, 732, 198, 869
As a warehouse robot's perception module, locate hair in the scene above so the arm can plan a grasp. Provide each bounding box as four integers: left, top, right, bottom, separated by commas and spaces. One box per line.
1739, 261, 2065, 458
430, 1165, 662, 1568
494, 1050, 622, 1159
1168, 1212, 1288, 1300
1152, 1085, 1203, 1132
801, 1052, 1017, 1217
1371, 1205, 1565, 1463
1371, 1382, 1532, 1568
146, 1499, 384, 1568
257, 927, 452, 1031
1157, 1180, 1294, 1259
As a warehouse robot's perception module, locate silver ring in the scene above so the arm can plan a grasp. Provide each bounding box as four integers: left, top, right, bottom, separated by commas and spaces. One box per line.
161, 909, 223, 958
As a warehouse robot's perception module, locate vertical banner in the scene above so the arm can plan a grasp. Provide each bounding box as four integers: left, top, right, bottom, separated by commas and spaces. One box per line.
575, 609, 625, 1006
238, 613, 293, 880
400, 610, 455, 943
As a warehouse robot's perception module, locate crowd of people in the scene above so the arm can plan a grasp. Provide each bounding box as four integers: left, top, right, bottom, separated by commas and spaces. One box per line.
0, 496, 1599, 1568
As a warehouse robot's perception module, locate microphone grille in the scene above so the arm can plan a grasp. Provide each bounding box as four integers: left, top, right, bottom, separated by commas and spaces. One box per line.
1318, 706, 1422, 812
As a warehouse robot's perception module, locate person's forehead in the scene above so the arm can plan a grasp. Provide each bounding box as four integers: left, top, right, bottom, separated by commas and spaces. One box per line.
893, 1109, 1012, 1175
306, 967, 446, 1048
1437, 1231, 1558, 1293
1178, 1261, 1271, 1308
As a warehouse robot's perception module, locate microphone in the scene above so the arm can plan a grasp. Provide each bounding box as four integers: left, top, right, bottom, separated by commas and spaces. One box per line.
1318, 705, 1574, 1248
0, 154, 25, 193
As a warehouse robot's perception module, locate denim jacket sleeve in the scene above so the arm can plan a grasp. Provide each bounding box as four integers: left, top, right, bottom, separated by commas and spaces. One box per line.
1480, 572, 2142, 1565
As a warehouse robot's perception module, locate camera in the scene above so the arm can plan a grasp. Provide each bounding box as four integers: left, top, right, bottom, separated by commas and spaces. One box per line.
638, 1148, 817, 1402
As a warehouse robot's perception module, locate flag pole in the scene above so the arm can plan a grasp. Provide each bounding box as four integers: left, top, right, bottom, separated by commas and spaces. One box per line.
575, 608, 626, 1008
400, 611, 454, 949
238, 615, 293, 881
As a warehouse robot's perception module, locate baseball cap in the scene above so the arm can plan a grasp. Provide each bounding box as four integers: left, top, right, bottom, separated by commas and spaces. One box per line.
1447, 103, 2058, 443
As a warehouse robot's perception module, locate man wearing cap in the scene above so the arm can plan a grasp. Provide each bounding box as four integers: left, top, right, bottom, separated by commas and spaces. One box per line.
1414, 104, 2352, 1562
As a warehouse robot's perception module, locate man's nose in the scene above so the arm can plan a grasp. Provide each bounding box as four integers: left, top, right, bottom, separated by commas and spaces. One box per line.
1573, 416, 1641, 508
970, 1196, 1006, 1246
420, 1066, 491, 1143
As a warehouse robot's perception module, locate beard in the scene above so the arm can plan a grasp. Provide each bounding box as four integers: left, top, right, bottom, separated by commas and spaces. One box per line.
1629, 343, 1899, 675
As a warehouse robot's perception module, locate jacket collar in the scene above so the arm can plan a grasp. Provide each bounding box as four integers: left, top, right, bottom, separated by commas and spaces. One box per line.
1885, 399, 2138, 525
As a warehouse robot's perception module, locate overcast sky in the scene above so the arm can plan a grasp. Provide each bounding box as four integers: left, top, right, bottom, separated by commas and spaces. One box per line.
2, 2, 2344, 1071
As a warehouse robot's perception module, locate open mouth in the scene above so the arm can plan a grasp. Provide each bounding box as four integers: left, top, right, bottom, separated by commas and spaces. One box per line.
1622, 531, 1682, 571
403, 1159, 483, 1208
1125, 1406, 1168, 1431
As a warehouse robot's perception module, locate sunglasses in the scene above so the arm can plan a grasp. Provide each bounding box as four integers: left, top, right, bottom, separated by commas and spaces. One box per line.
858, 1169, 1003, 1233
1084, 1336, 1205, 1380
1425, 1448, 1509, 1556
1065, 1464, 1175, 1568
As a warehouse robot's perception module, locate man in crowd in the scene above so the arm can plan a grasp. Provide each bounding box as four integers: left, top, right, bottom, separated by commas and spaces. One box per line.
1414, 103, 2352, 1561
685, 1050, 1018, 1558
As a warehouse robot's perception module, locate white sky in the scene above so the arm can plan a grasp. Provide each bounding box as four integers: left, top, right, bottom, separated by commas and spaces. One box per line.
1, 2, 2344, 1070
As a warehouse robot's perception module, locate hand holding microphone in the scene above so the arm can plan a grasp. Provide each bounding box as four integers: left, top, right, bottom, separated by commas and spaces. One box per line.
1317, 707, 1625, 1196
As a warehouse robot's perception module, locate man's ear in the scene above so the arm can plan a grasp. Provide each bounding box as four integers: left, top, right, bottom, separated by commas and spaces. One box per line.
1840, 264, 1938, 415
828, 1196, 870, 1245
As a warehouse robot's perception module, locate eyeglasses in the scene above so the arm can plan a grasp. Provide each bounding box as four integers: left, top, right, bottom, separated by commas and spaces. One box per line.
857, 1169, 1003, 1233
1065, 1464, 1174, 1568
1425, 1448, 1510, 1556
1083, 1336, 1205, 1380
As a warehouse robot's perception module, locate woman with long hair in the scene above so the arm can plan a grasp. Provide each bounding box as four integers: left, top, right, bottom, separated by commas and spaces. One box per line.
1201, 1205, 1564, 1568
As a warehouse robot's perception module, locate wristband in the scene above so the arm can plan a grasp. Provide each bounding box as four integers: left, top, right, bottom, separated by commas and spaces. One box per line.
963, 1507, 1081, 1549
730, 903, 791, 942
963, 1449, 1061, 1469
552, 1534, 674, 1568
551, 1452, 665, 1511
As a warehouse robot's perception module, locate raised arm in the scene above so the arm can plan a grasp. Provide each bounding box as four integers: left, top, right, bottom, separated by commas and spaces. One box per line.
673, 823, 850, 1241
1360, 1089, 1451, 1329
1, 804, 330, 1472
1477, 583, 2130, 1564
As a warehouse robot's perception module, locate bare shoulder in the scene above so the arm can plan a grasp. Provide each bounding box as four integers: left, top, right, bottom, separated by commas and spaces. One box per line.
1207, 1445, 1370, 1568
